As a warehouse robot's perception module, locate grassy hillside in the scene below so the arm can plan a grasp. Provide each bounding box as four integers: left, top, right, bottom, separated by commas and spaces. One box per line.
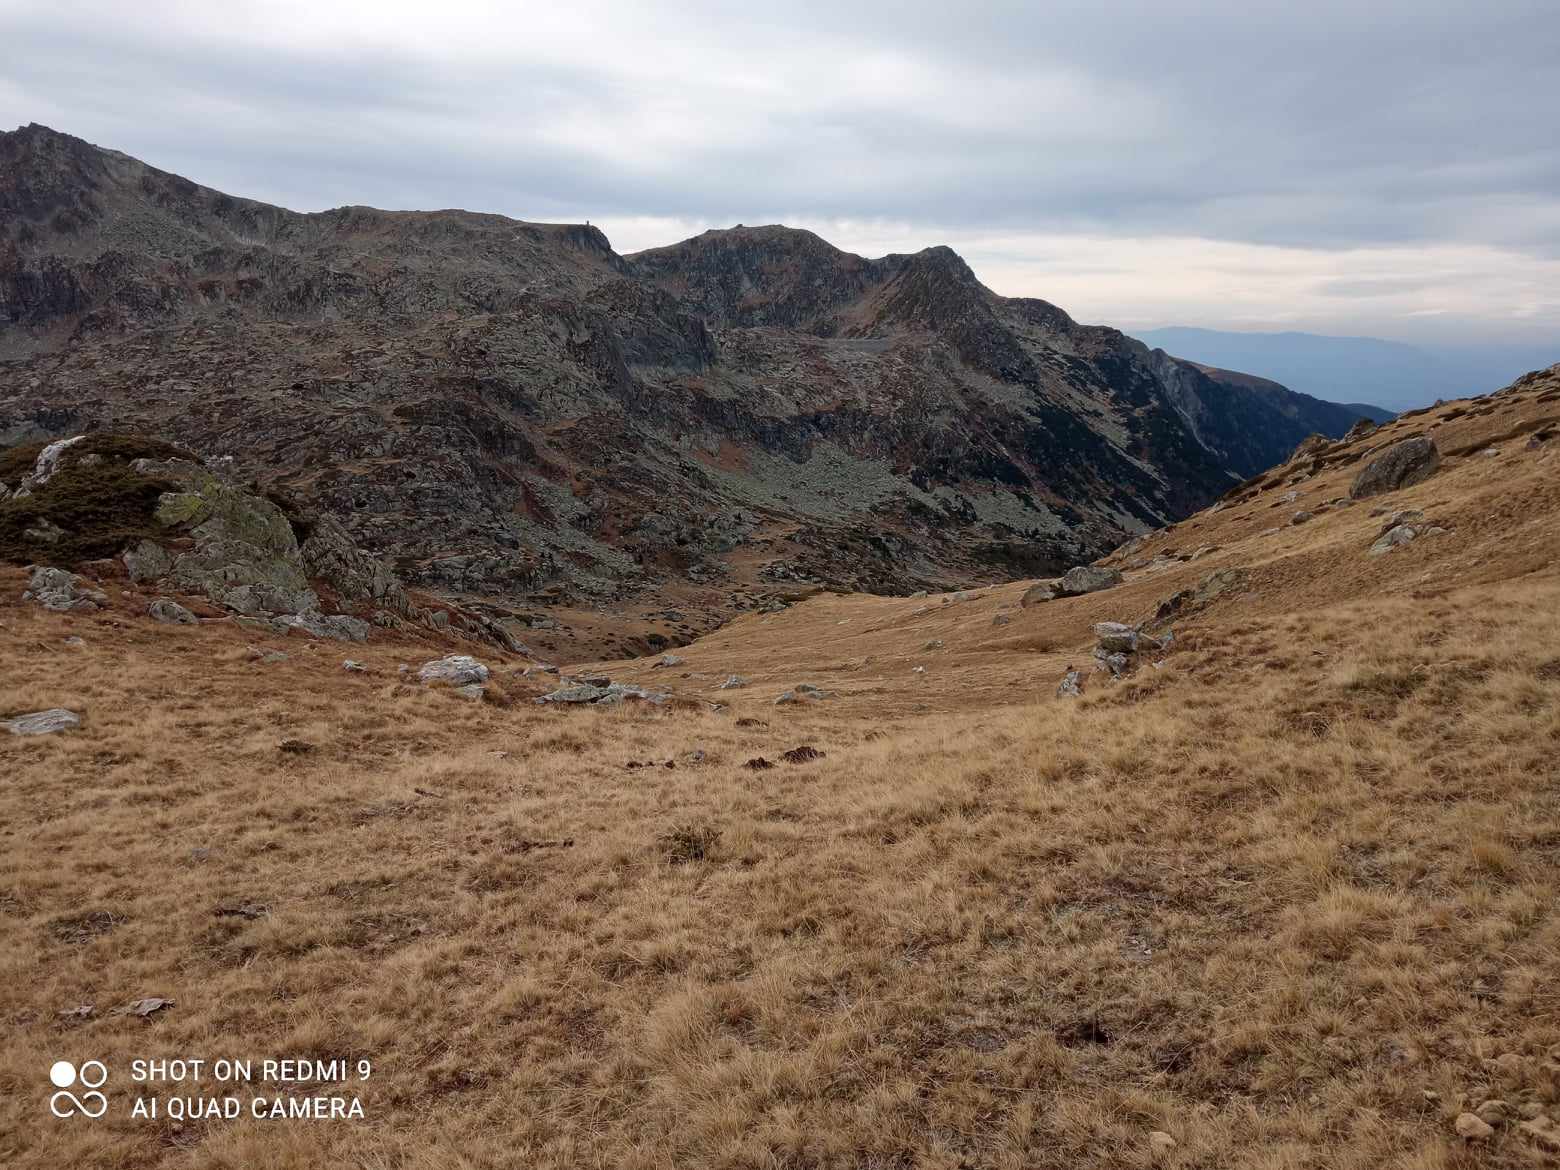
3, 367, 1559, 1168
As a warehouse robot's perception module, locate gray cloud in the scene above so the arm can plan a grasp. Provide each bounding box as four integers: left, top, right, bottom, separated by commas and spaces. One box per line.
2, 0, 1557, 342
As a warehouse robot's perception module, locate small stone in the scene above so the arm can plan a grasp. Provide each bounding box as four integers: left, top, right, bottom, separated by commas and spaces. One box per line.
1290, 511, 1313, 525
991, 614, 1011, 626
1475, 1100, 1508, 1124
653, 653, 685, 668
1056, 668, 1084, 698
1147, 1131, 1176, 1158
922, 639, 943, 651
453, 684, 485, 701
343, 660, 367, 672
775, 691, 798, 705
1455, 1112, 1494, 1141
716, 675, 749, 689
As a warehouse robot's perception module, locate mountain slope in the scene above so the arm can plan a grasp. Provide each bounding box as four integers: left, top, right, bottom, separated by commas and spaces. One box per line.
4, 365, 1559, 1169
2, 125, 1390, 634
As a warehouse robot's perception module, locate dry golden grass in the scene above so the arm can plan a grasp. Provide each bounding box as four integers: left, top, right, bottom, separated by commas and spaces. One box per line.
3, 384, 1560, 1168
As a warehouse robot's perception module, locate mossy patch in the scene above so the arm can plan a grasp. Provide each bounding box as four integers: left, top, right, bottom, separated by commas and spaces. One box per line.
0, 433, 202, 567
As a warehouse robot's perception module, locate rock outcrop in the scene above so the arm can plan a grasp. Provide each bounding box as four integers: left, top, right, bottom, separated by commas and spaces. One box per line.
1349, 436, 1441, 499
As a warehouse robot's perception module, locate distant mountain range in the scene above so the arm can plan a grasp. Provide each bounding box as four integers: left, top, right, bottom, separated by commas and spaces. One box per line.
2, 123, 1397, 619
1131, 327, 1555, 414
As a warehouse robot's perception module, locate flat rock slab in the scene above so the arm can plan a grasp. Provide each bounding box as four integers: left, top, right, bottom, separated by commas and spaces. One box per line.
3, 708, 83, 735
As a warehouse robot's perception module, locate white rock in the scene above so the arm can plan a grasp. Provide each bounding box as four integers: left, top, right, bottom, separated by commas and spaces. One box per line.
3, 708, 82, 736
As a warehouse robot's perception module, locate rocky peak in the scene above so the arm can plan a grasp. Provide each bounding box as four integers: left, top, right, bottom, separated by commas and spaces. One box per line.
629, 224, 880, 332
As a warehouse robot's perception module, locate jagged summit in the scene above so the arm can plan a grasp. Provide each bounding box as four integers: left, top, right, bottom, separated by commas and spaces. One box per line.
2, 125, 1400, 638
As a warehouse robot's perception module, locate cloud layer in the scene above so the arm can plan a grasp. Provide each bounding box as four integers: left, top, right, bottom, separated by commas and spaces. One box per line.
3, 0, 1557, 342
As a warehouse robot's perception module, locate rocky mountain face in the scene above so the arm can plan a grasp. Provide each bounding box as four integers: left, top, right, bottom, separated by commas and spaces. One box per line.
0, 123, 1389, 628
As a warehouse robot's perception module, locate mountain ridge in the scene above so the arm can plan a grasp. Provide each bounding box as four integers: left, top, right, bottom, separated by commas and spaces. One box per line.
2, 123, 1396, 645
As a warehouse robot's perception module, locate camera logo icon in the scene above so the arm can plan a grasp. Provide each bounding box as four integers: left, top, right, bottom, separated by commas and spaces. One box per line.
49, 1060, 108, 1118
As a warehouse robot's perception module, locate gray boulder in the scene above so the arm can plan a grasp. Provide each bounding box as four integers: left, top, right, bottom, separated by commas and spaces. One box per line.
716, 675, 748, 690
3, 708, 82, 735
540, 683, 609, 704
1369, 525, 1420, 556
1349, 436, 1440, 499
148, 598, 197, 625
1058, 566, 1123, 596
274, 612, 370, 642
1092, 649, 1131, 676
1377, 509, 1424, 535
23, 566, 107, 613
1093, 622, 1142, 653
418, 655, 490, 686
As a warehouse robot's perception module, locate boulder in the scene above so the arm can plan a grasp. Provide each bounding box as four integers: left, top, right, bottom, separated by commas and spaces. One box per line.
1093, 622, 1142, 653
270, 612, 369, 641
1020, 582, 1059, 607
3, 708, 82, 735
539, 682, 666, 706
23, 566, 107, 613
541, 683, 609, 704
1343, 418, 1378, 441
1287, 434, 1332, 463
418, 655, 490, 686
1377, 509, 1425, 534
1092, 649, 1131, 677
147, 598, 197, 625
716, 675, 749, 689
1349, 436, 1440, 499
1454, 1113, 1494, 1142
11, 435, 85, 497
1150, 567, 1247, 626
1058, 566, 1123, 597
1368, 525, 1419, 556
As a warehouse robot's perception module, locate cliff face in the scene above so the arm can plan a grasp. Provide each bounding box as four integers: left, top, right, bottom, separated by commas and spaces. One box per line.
0, 124, 1386, 615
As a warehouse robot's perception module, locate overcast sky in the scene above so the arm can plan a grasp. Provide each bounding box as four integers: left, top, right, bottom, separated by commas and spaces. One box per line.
3, 0, 1558, 344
